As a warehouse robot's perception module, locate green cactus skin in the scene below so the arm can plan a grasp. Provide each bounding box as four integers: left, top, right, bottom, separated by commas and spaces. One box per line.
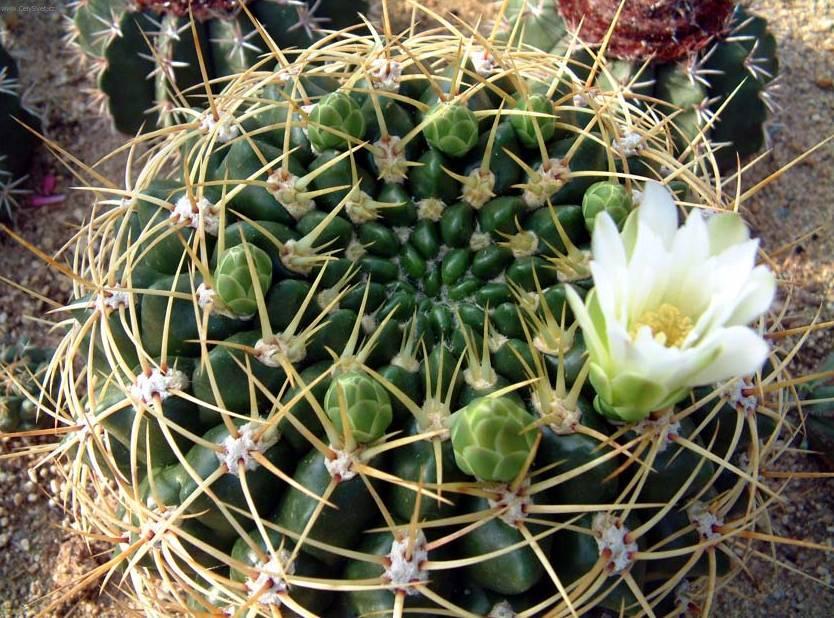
581, 180, 632, 231
67, 0, 370, 134
214, 243, 273, 316
31, 16, 798, 617
451, 397, 537, 483
510, 93, 556, 149
422, 103, 480, 158
0, 44, 39, 223
800, 354, 834, 470
505, 3, 778, 170
308, 92, 367, 151
323, 371, 393, 444
0, 342, 54, 433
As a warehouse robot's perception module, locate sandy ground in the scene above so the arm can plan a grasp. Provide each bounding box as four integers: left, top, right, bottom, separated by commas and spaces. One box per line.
0, 0, 832, 616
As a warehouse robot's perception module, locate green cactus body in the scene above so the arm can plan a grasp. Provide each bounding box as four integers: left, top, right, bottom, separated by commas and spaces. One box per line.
0, 44, 39, 223
308, 92, 367, 151
214, 243, 273, 316
507, 3, 778, 170
67, 0, 370, 134
323, 371, 393, 444
423, 103, 480, 158
30, 12, 798, 617
800, 354, 834, 470
581, 180, 632, 231
0, 342, 55, 432
451, 397, 537, 483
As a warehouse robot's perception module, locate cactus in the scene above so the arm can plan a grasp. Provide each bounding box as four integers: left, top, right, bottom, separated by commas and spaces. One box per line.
0, 341, 55, 433
65, 0, 369, 134
16, 5, 819, 616
0, 43, 39, 223
801, 353, 834, 470
504, 0, 778, 170
580, 180, 632, 231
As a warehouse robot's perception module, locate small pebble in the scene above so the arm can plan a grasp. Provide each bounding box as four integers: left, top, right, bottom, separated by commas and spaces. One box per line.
19, 539, 30, 552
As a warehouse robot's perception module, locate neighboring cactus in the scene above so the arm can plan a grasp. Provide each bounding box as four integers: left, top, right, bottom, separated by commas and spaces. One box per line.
0, 43, 39, 223
0, 342, 55, 433
65, 0, 369, 134
801, 353, 834, 470
15, 6, 818, 617
503, 0, 779, 170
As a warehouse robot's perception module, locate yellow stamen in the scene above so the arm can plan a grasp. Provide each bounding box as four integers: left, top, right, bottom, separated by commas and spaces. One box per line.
630, 303, 693, 347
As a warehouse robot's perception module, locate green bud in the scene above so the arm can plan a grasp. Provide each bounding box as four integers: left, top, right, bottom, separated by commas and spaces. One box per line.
451, 397, 537, 483
324, 372, 393, 444
581, 181, 632, 232
308, 92, 367, 151
422, 103, 479, 158
214, 244, 273, 316
510, 94, 556, 148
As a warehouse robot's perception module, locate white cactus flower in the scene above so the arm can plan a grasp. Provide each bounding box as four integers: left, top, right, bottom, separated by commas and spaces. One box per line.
566, 181, 775, 422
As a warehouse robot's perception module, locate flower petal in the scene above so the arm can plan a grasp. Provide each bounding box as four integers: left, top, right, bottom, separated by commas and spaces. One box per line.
725, 266, 776, 326
684, 326, 769, 386
638, 181, 678, 248
707, 212, 750, 256
566, 286, 608, 366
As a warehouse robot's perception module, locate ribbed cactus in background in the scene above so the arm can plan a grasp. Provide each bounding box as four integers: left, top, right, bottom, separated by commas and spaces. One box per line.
0, 342, 54, 433
65, 0, 369, 134
504, 0, 779, 170
12, 4, 819, 616
0, 43, 39, 223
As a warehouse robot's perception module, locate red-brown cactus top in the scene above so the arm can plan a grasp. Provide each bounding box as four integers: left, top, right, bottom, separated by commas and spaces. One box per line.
133, 0, 245, 18
556, 0, 734, 61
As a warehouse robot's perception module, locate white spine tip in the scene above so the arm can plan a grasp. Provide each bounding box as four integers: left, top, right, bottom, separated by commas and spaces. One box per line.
593, 513, 638, 574
324, 449, 357, 481
488, 600, 517, 618
416, 198, 445, 222
613, 132, 644, 157
170, 195, 219, 236
130, 367, 189, 404
488, 481, 530, 527
384, 531, 429, 595
725, 376, 758, 416
196, 282, 217, 309
633, 414, 681, 454
200, 112, 239, 143
470, 48, 499, 76
688, 502, 723, 542
95, 285, 130, 313
245, 550, 295, 607
369, 58, 403, 92
217, 422, 278, 476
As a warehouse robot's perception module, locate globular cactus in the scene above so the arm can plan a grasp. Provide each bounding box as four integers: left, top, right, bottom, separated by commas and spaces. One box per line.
17, 4, 819, 616
65, 0, 369, 134
0, 43, 39, 223
504, 0, 779, 170
0, 341, 55, 433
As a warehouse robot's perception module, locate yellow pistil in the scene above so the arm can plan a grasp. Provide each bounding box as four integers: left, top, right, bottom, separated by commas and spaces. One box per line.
630, 303, 693, 347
